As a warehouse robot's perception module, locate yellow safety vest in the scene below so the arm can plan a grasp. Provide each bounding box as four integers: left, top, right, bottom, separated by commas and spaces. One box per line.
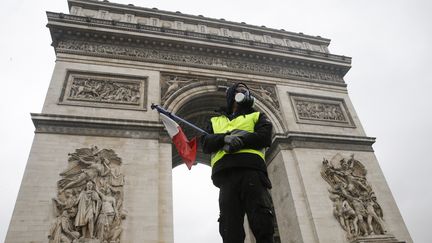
210, 112, 265, 167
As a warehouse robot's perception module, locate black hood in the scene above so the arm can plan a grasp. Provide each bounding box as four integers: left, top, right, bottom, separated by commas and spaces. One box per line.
226, 83, 239, 114
220, 83, 255, 117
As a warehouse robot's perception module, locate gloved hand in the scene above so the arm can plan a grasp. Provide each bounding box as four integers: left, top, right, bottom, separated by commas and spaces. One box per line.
223, 134, 244, 153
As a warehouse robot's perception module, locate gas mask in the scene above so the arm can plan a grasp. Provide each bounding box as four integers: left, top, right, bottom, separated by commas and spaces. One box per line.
234, 83, 255, 108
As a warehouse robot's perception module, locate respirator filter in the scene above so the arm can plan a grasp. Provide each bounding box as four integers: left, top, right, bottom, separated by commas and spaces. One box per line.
235, 92, 246, 103
234, 83, 254, 107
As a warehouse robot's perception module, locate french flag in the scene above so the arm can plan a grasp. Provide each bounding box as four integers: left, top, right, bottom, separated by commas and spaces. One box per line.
160, 113, 197, 170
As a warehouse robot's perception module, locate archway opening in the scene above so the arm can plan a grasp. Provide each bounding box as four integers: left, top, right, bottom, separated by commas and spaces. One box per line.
172, 163, 221, 243
168, 83, 282, 242
170, 88, 225, 242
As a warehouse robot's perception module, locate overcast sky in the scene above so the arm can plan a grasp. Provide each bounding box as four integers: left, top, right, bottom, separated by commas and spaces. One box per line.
1, 0, 431, 242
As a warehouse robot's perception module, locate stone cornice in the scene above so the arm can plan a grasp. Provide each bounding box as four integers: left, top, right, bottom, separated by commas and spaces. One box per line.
266, 132, 376, 164
31, 113, 165, 139
47, 19, 349, 85
46, 12, 351, 69
67, 0, 331, 46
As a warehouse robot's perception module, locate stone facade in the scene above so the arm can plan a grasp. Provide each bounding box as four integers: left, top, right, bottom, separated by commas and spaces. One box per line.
6, 0, 412, 243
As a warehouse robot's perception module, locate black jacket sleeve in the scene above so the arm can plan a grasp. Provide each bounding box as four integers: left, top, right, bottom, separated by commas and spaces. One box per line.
200, 120, 226, 154
241, 112, 273, 149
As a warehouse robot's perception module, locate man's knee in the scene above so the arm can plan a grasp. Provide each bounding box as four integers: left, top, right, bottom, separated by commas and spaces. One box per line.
249, 206, 275, 242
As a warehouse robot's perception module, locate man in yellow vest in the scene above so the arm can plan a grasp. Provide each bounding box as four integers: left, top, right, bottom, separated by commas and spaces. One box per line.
201, 82, 274, 243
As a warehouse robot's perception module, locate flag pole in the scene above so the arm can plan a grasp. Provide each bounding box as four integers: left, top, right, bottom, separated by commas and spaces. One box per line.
151, 104, 208, 135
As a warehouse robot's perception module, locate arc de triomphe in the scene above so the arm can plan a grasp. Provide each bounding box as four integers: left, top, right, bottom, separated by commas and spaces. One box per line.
6, 1, 412, 242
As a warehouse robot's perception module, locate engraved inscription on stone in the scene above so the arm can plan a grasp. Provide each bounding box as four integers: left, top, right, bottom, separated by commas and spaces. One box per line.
321, 154, 388, 240
49, 146, 125, 243
60, 71, 147, 110
290, 93, 354, 127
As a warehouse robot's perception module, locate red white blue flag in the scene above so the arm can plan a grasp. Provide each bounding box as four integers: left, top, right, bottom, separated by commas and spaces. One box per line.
159, 113, 197, 170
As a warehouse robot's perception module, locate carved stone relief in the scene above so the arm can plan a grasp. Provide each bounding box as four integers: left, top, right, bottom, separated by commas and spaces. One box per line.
290, 93, 354, 127
56, 39, 343, 84
60, 71, 147, 110
296, 100, 345, 121
160, 74, 213, 105
249, 85, 280, 109
321, 154, 388, 240
160, 73, 280, 111
49, 146, 125, 243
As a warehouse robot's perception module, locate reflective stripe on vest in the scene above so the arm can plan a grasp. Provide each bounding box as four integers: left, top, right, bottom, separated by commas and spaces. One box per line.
210, 112, 265, 167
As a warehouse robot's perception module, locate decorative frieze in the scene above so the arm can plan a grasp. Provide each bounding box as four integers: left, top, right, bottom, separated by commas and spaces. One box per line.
289, 93, 354, 127
56, 39, 344, 84
321, 154, 388, 240
49, 146, 125, 242
59, 71, 148, 110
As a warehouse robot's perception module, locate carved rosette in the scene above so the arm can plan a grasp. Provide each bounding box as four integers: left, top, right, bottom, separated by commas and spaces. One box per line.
48, 146, 125, 243
321, 154, 388, 240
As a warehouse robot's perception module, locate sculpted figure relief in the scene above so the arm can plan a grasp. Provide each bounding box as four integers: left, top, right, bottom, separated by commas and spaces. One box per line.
96, 188, 119, 240
68, 77, 141, 105
321, 154, 387, 240
295, 100, 346, 122
49, 146, 125, 243
48, 211, 80, 243
75, 181, 101, 239
57, 39, 344, 83
250, 85, 280, 109
160, 75, 200, 104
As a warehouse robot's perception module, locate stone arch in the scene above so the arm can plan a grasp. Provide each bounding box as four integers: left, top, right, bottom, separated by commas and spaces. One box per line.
163, 81, 286, 168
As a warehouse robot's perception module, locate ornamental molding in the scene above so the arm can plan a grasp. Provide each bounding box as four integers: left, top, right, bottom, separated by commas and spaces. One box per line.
59, 70, 148, 111
56, 4, 337, 56
289, 93, 355, 127
47, 11, 350, 66
265, 133, 375, 164
55, 38, 345, 85
31, 113, 163, 139
49, 146, 125, 242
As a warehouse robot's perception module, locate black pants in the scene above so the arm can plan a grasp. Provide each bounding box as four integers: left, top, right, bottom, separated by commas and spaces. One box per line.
215, 169, 275, 243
